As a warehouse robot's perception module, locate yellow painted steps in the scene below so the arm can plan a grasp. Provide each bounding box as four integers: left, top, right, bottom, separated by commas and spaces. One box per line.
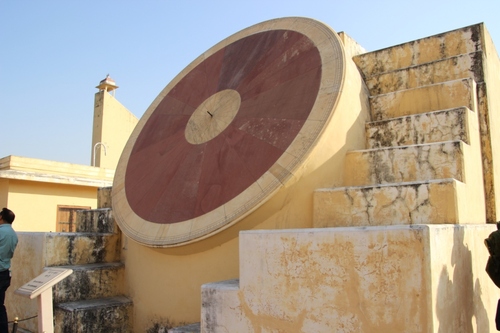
362, 52, 483, 96
352, 24, 482, 79
369, 78, 476, 121
365, 107, 471, 148
314, 100, 484, 227
344, 141, 465, 186
314, 179, 474, 227
314, 104, 484, 227
348, 107, 478, 188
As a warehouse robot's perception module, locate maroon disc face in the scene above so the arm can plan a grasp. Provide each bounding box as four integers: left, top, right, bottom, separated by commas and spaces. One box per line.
125, 30, 321, 224
112, 17, 345, 246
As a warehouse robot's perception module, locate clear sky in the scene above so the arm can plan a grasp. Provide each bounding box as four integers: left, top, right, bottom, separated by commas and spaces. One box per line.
2, 0, 500, 165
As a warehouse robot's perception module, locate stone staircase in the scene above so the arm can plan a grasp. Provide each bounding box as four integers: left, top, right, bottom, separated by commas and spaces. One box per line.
51, 187, 133, 333
314, 24, 487, 227
199, 24, 496, 332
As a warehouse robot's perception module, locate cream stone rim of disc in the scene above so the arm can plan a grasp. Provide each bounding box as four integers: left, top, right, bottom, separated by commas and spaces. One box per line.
112, 17, 346, 247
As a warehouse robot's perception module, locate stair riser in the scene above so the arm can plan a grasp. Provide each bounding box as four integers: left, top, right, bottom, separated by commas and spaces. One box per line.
370, 78, 476, 121
53, 266, 125, 303
353, 24, 482, 77
76, 209, 117, 234
54, 304, 132, 333
314, 181, 462, 227
345, 141, 465, 186
366, 107, 470, 148
365, 52, 483, 96
45, 234, 121, 266
168, 323, 201, 333
97, 187, 113, 209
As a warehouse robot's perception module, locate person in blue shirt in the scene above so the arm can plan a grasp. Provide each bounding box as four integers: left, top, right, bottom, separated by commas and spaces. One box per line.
0, 208, 17, 333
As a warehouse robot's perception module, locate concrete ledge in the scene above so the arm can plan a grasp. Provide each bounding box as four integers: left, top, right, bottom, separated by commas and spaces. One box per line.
0, 155, 114, 187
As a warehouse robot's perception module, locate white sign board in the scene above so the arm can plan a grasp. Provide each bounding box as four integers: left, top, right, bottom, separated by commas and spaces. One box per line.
16, 267, 73, 299
15, 267, 73, 333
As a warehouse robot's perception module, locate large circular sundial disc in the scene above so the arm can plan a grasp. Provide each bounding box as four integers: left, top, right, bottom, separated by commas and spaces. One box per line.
112, 17, 346, 247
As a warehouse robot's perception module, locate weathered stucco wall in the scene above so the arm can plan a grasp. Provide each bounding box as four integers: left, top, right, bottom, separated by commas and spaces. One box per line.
120, 31, 371, 331
202, 224, 498, 333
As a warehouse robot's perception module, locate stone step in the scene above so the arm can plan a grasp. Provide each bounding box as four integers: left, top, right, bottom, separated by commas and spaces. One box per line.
313, 179, 484, 227
44, 232, 121, 266
75, 208, 117, 234
52, 262, 125, 303
97, 187, 113, 209
364, 52, 483, 96
54, 296, 132, 333
344, 141, 465, 186
353, 24, 482, 78
201, 279, 239, 333
168, 323, 201, 333
370, 78, 476, 121
366, 107, 471, 149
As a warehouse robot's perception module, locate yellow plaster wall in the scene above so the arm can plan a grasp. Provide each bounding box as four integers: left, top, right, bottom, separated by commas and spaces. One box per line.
121, 33, 371, 331
6, 179, 97, 232
92, 91, 138, 170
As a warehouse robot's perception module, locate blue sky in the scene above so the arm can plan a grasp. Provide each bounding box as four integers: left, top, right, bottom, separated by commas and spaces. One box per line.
2, 0, 500, 165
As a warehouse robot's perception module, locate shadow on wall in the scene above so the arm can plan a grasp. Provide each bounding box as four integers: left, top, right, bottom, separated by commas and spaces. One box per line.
435, 227, 490, 332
